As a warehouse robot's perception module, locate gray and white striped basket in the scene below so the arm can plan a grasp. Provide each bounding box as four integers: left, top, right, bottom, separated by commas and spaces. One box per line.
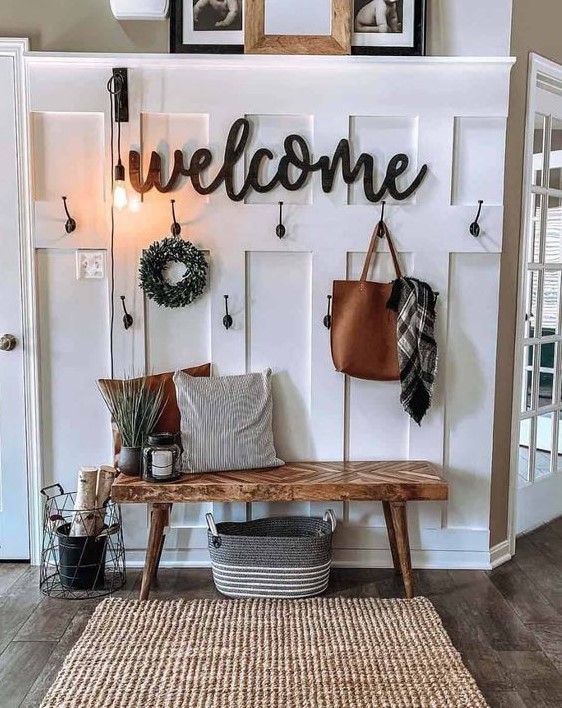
205, 510, 336, 599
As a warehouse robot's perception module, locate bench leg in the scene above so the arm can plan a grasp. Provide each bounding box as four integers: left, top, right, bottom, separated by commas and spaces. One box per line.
389, 502, 414, 599
382, 501, 402, 575
140, 503, 171, 600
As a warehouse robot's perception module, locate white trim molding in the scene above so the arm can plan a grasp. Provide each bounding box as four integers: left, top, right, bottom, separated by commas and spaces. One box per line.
489, 540, 512, 569
508, 52, 562, 555
0, 39, 42, 565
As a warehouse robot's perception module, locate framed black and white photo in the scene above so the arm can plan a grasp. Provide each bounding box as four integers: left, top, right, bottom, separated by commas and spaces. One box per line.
352, 0, 425, 55
170, 0, 244, 54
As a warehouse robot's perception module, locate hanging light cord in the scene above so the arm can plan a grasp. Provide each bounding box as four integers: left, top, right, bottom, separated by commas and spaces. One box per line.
106, 74, 123, 379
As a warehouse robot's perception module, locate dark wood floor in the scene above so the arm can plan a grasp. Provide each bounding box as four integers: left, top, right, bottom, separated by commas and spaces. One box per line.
2, 520, 562, 707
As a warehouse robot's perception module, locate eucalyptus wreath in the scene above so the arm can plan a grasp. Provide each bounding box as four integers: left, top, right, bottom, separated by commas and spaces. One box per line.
139, 237, 208, 309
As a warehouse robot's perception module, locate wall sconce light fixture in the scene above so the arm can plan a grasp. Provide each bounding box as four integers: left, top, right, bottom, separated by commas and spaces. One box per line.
108, 68, 129, 211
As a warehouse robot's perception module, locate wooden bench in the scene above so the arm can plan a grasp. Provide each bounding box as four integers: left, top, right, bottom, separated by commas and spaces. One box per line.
111, 461, 448, 601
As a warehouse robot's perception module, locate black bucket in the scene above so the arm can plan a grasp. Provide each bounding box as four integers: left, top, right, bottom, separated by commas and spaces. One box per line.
56, 523, 108, 589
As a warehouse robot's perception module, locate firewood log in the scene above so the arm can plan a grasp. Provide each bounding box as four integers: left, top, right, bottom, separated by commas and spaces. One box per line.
69, 467, 98, 537
95, 466, 117, 533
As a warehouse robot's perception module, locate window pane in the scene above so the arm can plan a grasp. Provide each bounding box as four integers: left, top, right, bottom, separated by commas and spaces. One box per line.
536, 412, 553, 478
538, 342, 555, 408
533, 114, 546, 187
545, 196, 562, 263
541, 271, 561, 336
522, 345, 535, 412
549, 117, 562, 191
519, 419, 531, 482
529, 193, 542, 264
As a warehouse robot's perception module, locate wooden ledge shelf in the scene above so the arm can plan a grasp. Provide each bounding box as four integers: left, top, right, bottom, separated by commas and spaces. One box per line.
111, 461, 447, 602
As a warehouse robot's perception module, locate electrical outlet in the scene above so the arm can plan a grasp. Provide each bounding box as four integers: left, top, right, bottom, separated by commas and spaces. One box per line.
76, 251, 106, 280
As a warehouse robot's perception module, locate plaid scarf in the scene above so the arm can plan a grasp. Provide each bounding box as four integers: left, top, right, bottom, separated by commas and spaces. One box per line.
387, 277, 438, 425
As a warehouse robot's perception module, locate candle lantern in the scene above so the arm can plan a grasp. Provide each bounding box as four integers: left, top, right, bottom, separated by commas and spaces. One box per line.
142, 433, 182, 482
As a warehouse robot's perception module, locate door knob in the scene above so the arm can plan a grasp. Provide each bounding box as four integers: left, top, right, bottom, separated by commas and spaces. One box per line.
0, 334, 17, 351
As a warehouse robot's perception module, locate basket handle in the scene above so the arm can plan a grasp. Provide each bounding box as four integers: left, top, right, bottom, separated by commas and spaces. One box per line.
205, 513, 222, 548
323, 509, 337, 533
40, 483, 64, 499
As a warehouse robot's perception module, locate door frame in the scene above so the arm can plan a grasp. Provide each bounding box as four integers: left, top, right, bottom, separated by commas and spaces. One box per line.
508, 52, 562, 554
0, 38, 42, 564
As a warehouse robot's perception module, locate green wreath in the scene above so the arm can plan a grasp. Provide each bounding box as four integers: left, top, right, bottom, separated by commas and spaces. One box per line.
139, 237, 208, 309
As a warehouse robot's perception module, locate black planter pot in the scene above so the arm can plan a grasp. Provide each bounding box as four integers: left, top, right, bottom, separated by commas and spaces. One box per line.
118, 446, 142, 477
56, 523, 107, 590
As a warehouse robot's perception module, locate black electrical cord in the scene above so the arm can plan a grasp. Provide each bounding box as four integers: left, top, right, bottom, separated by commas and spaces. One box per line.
106, 74, 123, 379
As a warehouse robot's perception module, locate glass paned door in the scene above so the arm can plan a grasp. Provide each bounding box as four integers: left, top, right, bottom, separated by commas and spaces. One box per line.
518, 112, 562, 490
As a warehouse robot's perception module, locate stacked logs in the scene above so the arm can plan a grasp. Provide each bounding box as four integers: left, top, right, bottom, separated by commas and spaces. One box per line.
69, 466, 118, 537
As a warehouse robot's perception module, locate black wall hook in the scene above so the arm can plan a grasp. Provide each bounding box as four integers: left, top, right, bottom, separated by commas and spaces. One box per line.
223, 295, 233, 330
120, 296, 133, 330
323, 295, 332, 330
469, 200, 484, 237
62, 196, 76, 234
378, 200, 386, 237
276, 201, 286, 239
170, 199, 181, 237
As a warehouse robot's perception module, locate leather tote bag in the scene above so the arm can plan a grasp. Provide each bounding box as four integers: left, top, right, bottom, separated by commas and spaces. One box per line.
330, 221, 402, 381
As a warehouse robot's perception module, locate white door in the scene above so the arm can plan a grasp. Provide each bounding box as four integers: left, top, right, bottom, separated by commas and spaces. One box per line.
0, 53, 30, 559
515, 57, 562, 534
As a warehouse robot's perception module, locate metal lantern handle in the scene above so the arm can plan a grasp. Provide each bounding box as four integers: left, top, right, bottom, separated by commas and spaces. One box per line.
323, 509, 337, 533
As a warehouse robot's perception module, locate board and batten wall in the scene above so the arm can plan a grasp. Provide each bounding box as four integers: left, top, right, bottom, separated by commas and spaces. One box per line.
28, 54, 513, 568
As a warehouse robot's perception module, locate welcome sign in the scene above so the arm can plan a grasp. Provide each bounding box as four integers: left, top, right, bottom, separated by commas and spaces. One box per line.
129, 117, 428, 202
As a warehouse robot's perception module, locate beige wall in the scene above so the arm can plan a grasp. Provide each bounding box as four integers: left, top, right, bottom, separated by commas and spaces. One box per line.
490, 0, 562, 546
0, 0, 168, 53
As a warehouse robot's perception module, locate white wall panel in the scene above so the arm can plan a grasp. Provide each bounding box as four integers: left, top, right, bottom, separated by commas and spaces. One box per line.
445, 253, 501, 530
348, 116, 419, 205
32, 112, 106, 248
247, 250, 312, 519
37, 249, 112, 490
345, 249, 413, 462
452, 117, 507, 207
244, 114, 314, 205
144, 257, 212, 373
246, 251, 312, 460
141, 112, 209, 210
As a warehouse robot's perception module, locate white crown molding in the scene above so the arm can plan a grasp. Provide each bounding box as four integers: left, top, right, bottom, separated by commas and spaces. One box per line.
24, 51, 516, 70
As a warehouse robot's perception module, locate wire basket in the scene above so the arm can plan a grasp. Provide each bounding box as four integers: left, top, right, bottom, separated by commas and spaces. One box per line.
40, 483, 126, 599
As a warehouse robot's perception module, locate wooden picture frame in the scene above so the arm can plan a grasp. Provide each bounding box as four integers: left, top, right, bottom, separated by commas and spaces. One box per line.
244, 0, 351, 55
351, 0, 425, 56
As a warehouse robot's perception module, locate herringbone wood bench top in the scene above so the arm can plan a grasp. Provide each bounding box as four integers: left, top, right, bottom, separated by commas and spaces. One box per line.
112, 461, 447, 504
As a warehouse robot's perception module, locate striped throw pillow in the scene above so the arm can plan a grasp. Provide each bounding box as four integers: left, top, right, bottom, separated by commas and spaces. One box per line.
173, 369, 284, 473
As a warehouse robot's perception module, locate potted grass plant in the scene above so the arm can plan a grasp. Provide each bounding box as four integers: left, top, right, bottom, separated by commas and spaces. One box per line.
98, 376, 165, 476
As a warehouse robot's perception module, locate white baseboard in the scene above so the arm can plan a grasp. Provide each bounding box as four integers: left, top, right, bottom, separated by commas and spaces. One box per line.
489, 540, 512, 569
125, 547, 495, 571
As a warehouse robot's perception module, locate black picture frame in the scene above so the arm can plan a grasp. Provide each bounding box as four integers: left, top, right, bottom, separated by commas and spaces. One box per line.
170, 0, 244, 54
351, 0, 426, 56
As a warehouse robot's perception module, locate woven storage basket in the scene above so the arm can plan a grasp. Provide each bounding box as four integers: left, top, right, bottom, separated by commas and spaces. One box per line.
205, 510, 336, 599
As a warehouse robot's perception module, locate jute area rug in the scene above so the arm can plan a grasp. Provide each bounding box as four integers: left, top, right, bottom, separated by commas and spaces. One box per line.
42, 597, 488, 708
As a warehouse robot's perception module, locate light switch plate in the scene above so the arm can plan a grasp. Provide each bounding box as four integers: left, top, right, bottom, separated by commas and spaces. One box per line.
76, 250, 106, 280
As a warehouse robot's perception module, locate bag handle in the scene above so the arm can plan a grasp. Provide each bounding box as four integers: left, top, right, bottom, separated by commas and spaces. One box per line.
360, 220, 403, 282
